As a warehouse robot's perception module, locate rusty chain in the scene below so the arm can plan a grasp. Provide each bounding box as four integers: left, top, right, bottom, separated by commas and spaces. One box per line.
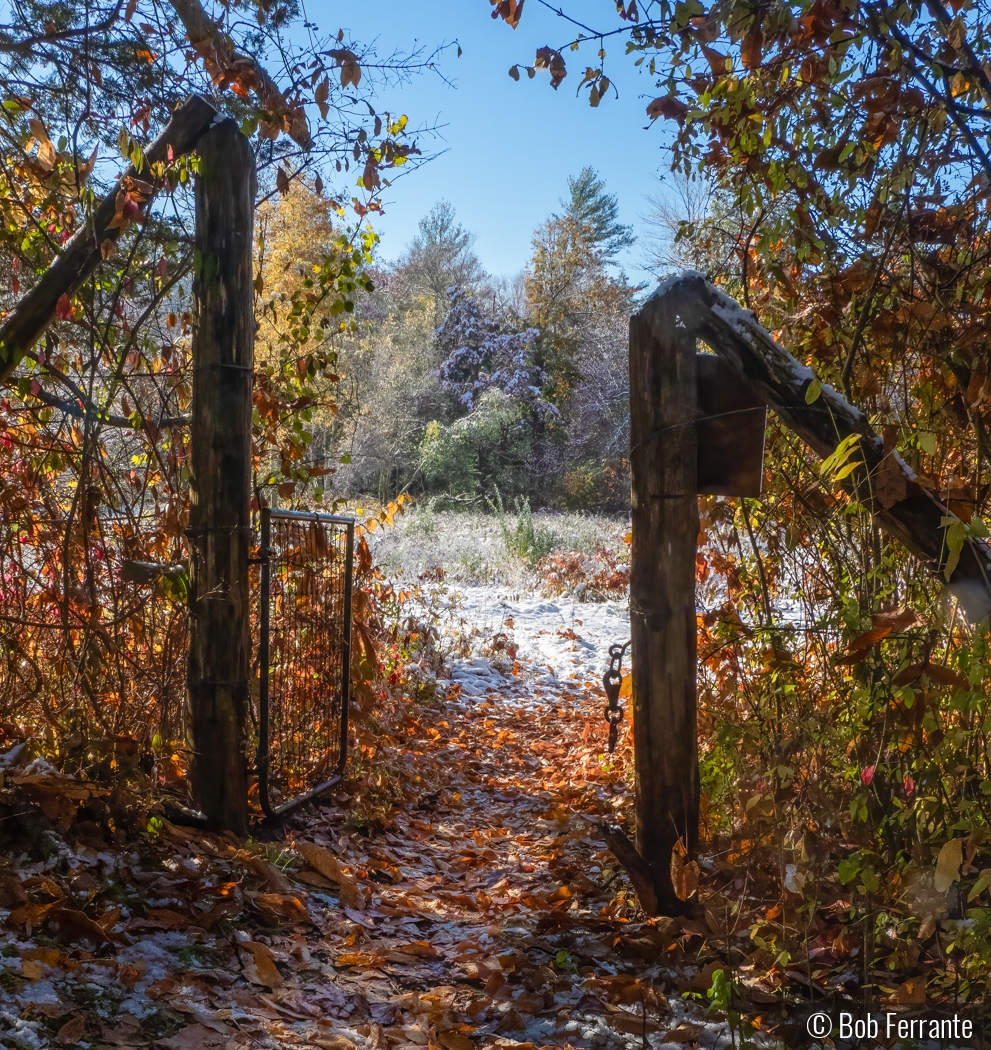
602, 640, 630, 753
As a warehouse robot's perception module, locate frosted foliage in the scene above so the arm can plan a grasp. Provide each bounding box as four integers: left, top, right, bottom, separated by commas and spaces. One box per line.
434, 289, 557, 420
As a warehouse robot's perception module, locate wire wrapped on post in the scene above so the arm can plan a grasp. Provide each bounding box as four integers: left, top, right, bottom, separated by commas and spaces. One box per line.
602, 641, 630, 753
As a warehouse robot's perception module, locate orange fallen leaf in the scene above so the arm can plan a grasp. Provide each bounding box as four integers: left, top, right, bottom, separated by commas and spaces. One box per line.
242, 941, 284, 988
296, 841, 364, 910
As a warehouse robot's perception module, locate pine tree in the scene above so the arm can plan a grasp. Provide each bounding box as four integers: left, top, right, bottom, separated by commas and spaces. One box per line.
556, 168, 635, 261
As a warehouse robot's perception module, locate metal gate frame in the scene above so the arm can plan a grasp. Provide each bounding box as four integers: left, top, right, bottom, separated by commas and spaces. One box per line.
257, 508, 354, 819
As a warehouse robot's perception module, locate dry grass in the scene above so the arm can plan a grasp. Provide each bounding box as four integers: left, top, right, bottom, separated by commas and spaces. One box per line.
363, 504, 629, 586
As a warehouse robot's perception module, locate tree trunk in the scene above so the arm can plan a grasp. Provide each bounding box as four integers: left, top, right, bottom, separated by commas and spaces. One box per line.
628, 293, 700, 914
186, 119, 256, 835
0, 94, 216, 382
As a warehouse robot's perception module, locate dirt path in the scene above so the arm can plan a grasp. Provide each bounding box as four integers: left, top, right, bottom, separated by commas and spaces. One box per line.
0, 668, 727, 1050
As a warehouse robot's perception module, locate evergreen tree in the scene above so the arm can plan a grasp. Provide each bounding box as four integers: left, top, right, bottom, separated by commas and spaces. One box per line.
556, 168, 635, 261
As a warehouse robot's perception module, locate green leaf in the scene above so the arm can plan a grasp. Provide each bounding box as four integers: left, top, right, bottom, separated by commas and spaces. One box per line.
820, 433, 863, 482
832, 459, 864, 482
859, 866, 880, 893
805, 377, 822, 404
838, 854, 862, 885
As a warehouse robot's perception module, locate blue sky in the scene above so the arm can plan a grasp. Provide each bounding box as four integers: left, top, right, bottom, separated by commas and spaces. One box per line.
333, 0, 678, 284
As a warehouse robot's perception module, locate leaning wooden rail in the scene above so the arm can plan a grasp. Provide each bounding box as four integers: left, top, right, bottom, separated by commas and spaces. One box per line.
655, 271, 991, 622
0, 93, 218, 383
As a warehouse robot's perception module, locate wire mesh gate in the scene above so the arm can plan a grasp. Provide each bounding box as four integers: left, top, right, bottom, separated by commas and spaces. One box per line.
257, 509, 354, 818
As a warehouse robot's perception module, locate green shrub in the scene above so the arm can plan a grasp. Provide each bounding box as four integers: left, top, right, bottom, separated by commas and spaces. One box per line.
488, 488, 558, 565
418, 420, 479, 496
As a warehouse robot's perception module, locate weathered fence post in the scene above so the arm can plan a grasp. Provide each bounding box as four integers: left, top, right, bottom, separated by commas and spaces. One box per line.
628, 292, 699, 913
186, 119, 256, 835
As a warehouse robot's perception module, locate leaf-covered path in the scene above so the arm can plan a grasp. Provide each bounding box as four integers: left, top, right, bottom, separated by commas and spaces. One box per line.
0, 644, 725, 1050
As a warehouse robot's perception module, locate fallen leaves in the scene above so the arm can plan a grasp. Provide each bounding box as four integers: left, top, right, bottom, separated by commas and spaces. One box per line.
55, 1015, 87, 1045
242, 940, 284, 988
297, 840, 365, 909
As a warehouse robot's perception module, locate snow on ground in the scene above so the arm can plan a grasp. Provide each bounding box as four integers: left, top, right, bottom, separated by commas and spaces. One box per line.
433, 586, 630, 703
365, 508, 632, 704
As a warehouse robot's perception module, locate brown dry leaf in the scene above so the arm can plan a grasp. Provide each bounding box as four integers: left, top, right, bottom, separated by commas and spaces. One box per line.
893, 663, 925, 686
495, 1008, 526, 1033
56, 1016, 87, 1046
297, 841, 365, 909
437, 1033, 474, 1050
873, 608, 921, 633
238, 851, 292, 893
670, 838, 699, 901
157, 1023, 231, 1050
292, 869, 335, 890
923, 664, 970, 690
398, 1029, 429, 1046
646, 96, 688, 123
97, 906, 122, 932
611, 1011, 661, 1036
314, 1037, 360, 1050
23, 947, 68, 967
838, 627, 890, 665
197, 899, 243, 930
513, 991, 545, 1014
49, 907, 113, 946
662, 1025, 704, 1044
887, 975, 927, 1004
0, 874, 27, 907
20, 959, 45, 981
8, 900, 58, 933
336, 950, 387, 968
875, 453, 908, 509
839, 608, 920, 665
935, 838, 964, 893
741, 25, 763, 69
396, 940, 443, 960
242, 941, 284, 988
143, 907, 189, 930
252, 891, 311, 925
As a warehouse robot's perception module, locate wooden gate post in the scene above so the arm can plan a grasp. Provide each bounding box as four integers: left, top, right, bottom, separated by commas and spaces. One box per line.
186, 119, 256, 835
628, 292, 699, 913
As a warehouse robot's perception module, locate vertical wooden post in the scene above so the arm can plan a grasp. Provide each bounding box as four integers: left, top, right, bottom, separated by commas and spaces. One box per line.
628, 292, 699, 913
186, 119, 256, 835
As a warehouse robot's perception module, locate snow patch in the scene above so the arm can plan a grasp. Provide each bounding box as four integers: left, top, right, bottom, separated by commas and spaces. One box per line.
443, 587, 630, 703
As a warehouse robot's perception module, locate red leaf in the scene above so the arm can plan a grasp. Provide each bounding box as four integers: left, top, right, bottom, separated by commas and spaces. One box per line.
741, 25, 763, 70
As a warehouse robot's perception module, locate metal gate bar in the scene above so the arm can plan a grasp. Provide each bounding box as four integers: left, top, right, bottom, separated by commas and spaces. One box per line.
258, 509, 354, 819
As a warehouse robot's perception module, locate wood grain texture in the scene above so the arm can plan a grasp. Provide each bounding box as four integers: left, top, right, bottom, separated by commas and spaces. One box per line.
185, 119, 256, 834
628, 294, 700, 915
